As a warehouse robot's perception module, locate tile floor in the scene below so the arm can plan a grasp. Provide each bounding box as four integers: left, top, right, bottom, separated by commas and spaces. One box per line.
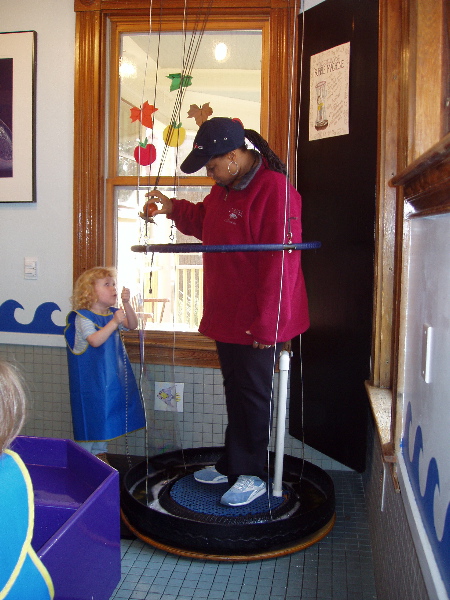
111, 471, 377, 600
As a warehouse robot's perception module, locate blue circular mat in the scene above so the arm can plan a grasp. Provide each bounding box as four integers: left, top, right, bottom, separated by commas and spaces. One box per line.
170, 475, 286, 517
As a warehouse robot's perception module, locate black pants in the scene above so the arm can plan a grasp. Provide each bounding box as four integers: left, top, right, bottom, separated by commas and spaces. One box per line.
215, 341, 282, 484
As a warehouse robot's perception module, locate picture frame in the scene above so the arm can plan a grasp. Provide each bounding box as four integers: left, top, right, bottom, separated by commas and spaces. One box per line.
0, 30, 37, 203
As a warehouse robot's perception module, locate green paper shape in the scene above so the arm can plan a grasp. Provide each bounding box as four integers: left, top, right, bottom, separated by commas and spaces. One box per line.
167, 73, 193, 92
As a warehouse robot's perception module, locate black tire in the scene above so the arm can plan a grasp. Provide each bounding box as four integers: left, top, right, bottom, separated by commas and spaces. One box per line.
121, 447, 335, 556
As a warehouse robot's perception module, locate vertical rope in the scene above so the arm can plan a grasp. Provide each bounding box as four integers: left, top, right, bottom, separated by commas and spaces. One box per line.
127, 0, 308, 509
266, 0, 305, 510
154, 0, 214, 188
119, 325, 132, 469
296, 0, 307, 481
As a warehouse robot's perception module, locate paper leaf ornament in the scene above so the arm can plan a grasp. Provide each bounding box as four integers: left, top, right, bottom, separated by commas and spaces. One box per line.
187, 102, 213, 126
130, 101, 158, 129
167, 73, 193, 92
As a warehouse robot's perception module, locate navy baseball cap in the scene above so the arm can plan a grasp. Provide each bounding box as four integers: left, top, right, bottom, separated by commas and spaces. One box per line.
180, 117, 245, 174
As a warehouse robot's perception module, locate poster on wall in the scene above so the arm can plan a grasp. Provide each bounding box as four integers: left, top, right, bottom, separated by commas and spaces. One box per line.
0, 30, 36, 202
309, 42, 350, 141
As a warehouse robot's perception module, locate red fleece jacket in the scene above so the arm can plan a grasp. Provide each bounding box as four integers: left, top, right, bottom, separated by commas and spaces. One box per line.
170, 161, 309, 345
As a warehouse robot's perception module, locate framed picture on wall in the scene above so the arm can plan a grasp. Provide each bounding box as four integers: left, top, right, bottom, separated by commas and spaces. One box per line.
0, 30, 36, 203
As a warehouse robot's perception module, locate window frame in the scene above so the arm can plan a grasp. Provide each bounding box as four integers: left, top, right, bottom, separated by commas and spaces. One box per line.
73, 0, 299, 367
367, 0, 450, 482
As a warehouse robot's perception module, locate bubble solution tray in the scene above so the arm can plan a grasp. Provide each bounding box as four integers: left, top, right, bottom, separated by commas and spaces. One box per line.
11, 436, 121, 600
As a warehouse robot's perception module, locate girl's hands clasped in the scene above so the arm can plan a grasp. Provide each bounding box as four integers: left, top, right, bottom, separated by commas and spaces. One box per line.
113, 308, 126, 325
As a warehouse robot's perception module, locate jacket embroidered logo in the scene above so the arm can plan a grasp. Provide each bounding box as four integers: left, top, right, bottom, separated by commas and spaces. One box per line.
225, 207, 243, 224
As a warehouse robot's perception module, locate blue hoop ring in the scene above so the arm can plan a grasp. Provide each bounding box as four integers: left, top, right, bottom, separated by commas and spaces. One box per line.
131, 242, 321, 254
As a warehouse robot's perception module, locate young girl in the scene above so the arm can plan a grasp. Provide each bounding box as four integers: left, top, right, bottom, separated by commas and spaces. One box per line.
64, 267, 145, 462
0, 360, 54, 599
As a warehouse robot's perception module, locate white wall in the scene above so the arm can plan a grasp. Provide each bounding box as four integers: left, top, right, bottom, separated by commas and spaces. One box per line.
398, 214, 450, 600
302, 0, 326, 12
0, 0, 75, 346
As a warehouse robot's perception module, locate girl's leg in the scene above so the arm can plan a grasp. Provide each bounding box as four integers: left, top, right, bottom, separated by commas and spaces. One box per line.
91, 441, 108, 455
77, 441, 94, 453
76, 441, 108, 455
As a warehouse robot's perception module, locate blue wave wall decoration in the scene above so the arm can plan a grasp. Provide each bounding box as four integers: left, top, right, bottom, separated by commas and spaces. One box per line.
403, 402, 450, 596
0, 299, 64, 335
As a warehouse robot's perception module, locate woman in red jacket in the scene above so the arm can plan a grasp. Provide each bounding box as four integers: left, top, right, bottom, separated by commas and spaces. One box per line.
144, 117, 309, 507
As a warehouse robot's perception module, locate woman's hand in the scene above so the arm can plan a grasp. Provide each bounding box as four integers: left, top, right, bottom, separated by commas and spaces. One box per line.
246, 330, 274, 350
141, 189, 174, 219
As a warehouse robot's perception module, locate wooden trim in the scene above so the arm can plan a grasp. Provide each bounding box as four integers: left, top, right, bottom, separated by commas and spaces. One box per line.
389, 0, 411, 452
105, 175, 213, 187
266, 6, 298, 176
75, 1, 288, 12
390, 131, 450, 217
412, 0, 447, 157
73, 10, 106, 282
370, 0, 403, 389
124, 330, 220, 368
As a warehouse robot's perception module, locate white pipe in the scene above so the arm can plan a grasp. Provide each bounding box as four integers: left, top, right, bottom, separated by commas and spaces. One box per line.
273, 350, 291, 497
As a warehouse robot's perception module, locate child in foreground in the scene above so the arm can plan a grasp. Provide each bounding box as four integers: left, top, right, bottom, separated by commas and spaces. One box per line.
0, 359, 54, 599
64, 267, 145, 463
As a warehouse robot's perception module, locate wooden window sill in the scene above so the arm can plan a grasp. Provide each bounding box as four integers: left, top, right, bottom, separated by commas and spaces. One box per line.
123, 330, 220, 369
365, 382, 396, 461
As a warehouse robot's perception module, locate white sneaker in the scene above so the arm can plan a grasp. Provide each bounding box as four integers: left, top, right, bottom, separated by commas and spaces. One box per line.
220, 475, 266, 506
194, 466, 228, 484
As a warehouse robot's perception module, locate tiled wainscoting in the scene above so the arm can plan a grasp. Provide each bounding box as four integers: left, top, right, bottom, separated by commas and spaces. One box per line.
362, 416, 429, 600
0, 343, 431, 599
0, 343, 348, 469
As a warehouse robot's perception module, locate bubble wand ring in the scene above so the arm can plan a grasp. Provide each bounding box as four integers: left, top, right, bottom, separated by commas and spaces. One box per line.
131, 241, 321, 254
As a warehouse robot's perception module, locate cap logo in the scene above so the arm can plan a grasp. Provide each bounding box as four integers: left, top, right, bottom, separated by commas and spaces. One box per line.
194, 143, 203, 150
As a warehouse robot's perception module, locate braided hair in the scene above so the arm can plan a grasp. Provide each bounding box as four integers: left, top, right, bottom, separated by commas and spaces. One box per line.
243, 129, 287, 175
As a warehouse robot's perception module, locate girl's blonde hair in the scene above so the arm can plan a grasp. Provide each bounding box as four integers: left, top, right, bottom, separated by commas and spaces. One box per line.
0, 360, 27, 453
71, 266, 117, 310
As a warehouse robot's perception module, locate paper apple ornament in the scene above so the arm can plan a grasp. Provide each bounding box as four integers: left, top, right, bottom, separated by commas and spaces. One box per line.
163, 122, 186, 147
134, 138, 156, 166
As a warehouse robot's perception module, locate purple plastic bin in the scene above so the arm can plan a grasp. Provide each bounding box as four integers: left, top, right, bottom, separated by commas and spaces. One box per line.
11, 436, 121, 600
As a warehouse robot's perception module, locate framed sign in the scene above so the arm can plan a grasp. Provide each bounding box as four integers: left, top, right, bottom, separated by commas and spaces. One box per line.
309, 42, 350, 141
0, 30, 36, 202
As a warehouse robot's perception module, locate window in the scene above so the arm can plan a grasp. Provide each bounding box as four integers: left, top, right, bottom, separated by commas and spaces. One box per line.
112, 29, 262, 332
73, 1, 299, 366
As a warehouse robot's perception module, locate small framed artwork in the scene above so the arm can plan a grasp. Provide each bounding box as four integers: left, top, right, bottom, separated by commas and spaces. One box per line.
0, 30, 37, 203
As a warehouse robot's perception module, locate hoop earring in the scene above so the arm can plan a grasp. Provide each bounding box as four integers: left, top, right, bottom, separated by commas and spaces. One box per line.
227, 160, 240, 176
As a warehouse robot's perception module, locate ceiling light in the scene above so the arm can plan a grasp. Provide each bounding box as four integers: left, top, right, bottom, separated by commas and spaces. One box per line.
214, 42, 229, 62
119, 57, 137, 79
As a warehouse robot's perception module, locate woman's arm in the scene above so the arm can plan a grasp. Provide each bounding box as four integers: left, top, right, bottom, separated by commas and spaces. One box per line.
144, 189, 208, 241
